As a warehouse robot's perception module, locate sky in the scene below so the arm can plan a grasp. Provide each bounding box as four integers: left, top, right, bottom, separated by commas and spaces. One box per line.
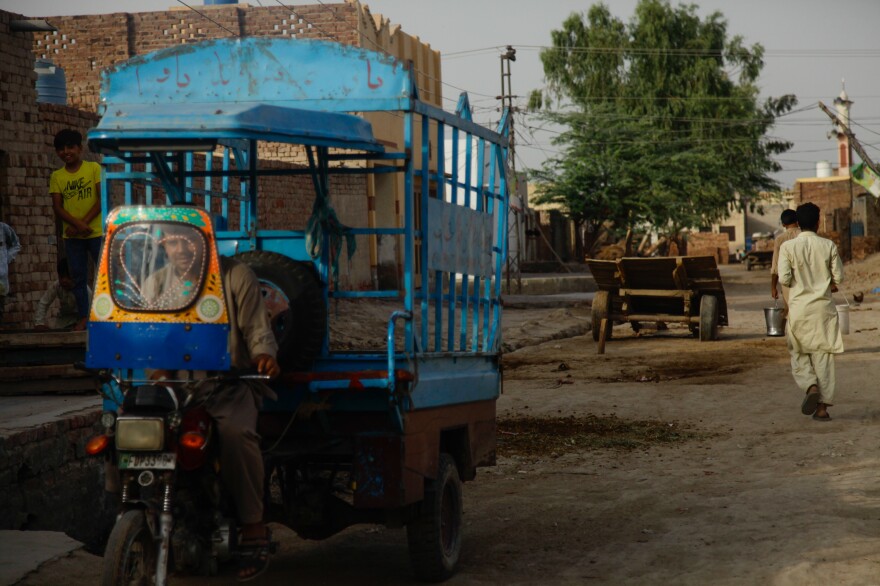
3, 0, 879, 190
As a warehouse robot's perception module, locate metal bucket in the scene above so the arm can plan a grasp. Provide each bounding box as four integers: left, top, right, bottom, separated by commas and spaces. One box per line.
764, 306, 785, 336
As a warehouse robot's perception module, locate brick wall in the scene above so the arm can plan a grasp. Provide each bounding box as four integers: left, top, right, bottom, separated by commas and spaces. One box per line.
792, 179, 857, 261
0, 12, 102, 329
791, 179, 853, 230
0, 409, 115, 549
33, 3, 394, 113
1, 10, 44, 329
686, 232, 729, 265
33, 13, 131, 112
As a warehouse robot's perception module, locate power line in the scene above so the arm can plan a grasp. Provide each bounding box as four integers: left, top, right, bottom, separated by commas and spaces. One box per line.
300, 2, 503, 112
445, 44, 880, 59
514, 44, 880, 58
850, 118, 880, 138
312, 0, 386, 53
174, 0, 239, 37
273, 0, 339, 42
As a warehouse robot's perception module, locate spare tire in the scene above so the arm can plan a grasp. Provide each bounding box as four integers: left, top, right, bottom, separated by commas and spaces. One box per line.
235, 251, 326, 371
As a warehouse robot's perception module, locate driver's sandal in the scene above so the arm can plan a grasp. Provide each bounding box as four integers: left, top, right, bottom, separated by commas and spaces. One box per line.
237, 528, 274, 582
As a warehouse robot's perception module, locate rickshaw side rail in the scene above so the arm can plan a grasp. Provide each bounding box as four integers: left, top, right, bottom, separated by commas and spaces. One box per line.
279, 369, 414, 390
618, 288, 691, 298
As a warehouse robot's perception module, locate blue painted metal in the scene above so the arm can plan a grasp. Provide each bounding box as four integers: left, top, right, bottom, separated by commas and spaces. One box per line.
87, 321, 230, 371
90, 104, 384, 153
386, 311, 412, 395
99, 38, 413, 114
406, 355, 500, 409
87, 36, 511, 425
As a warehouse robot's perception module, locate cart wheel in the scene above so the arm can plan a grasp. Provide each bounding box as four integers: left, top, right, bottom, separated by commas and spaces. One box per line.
591, 291, 612, 342
699, 295, 719, 341
745, 258, 752, 271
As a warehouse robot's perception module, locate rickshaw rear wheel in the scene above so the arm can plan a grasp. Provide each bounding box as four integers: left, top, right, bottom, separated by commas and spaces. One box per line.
235, 251, 326, 371
407, 453, 462, 583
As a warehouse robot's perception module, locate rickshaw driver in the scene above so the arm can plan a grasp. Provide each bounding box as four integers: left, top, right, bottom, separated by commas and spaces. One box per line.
144, 223, 282, 581
141, 225, 204, 309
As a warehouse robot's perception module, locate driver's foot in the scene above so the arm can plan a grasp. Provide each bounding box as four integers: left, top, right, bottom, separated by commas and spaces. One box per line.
238, 523, 271, 582
72, 317, 87, 331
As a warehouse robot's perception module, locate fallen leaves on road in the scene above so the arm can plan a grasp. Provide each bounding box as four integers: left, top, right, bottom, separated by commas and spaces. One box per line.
497, 414, 711, 457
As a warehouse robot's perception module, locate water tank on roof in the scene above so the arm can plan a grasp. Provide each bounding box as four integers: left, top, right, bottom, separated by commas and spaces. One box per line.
34, 59, 67, 105
816, 160, 832, 178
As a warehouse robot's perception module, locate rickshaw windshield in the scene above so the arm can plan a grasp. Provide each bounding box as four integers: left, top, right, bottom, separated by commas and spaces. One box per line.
109, 222, 209, 312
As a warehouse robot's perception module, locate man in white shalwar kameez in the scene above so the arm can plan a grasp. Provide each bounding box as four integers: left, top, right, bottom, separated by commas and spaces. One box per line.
777, 202, 844, 421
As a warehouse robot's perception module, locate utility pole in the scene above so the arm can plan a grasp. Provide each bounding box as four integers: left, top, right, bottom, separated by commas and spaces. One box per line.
818, 101, 879, 176
499, 45, 522, 294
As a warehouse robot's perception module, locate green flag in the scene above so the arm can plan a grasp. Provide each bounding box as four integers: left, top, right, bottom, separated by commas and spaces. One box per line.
852, 162, 880, 198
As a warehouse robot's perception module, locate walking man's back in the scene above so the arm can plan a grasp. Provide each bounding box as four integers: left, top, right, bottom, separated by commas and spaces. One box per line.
777, 202, 843, 421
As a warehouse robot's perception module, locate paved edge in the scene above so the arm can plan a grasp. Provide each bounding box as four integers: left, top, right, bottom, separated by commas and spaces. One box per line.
0, 530, 83, 585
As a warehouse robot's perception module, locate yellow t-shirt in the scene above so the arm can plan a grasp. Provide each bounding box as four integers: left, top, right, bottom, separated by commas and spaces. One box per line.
49, 160, 103, 239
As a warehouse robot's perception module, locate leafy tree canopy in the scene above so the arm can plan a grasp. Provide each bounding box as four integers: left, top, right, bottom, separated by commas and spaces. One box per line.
531, 0, 796, 241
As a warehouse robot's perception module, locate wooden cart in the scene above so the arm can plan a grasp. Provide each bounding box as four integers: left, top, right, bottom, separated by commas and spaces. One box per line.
586, 256, 729, 342
744, 249, 773, 271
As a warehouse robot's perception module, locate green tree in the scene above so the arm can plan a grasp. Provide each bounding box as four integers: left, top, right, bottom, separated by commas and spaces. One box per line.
531, 0, 796, 253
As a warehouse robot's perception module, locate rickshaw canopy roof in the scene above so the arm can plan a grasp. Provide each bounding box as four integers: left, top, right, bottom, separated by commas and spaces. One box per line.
89, 103, 384, 152
88, 36, 419, 153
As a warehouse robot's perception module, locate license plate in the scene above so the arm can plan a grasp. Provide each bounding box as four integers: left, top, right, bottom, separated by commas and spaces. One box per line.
118, 452, 176, 470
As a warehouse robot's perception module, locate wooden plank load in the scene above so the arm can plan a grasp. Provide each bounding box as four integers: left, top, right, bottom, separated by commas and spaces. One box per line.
586, 256, 728, 342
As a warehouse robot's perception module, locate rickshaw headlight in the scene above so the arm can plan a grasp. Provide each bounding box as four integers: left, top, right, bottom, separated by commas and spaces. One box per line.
115, 417, 165, 451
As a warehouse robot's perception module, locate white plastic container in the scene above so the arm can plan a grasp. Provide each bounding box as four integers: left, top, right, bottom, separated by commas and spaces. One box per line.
837, 304, 850, 335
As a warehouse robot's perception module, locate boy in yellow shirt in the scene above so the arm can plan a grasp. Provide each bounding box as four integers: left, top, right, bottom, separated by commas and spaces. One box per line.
49, 129, 102, 331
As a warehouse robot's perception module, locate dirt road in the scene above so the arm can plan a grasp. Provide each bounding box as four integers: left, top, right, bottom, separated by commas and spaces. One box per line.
18, 260, 880, 585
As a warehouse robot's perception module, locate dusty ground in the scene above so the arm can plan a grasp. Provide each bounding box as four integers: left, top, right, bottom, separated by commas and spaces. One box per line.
18, 254, 880, 585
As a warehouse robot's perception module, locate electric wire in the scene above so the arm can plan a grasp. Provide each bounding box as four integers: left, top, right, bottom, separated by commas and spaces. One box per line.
273, 0, 340, 42
174, 0, 239, 37
168, 4, 872, 184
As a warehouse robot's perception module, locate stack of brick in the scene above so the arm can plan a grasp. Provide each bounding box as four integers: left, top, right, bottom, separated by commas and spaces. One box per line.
686, 232, 729, 265
752, 237, 774, 252
852, 236, 880, 261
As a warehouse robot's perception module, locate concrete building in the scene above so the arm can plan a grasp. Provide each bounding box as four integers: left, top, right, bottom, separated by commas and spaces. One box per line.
712, 192, 788, 258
